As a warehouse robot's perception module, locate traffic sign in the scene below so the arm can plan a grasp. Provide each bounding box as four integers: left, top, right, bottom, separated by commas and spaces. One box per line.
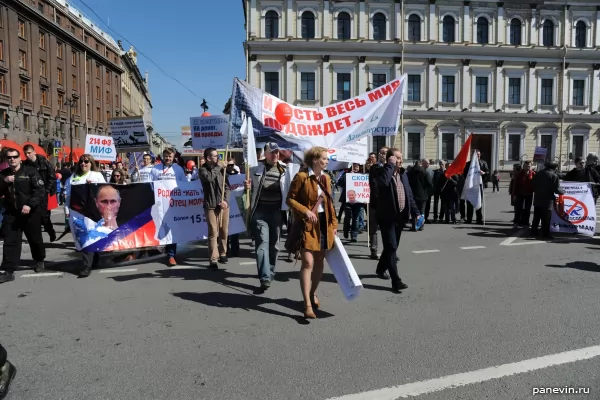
54, 148, 61, 156
54, 140, 61, 148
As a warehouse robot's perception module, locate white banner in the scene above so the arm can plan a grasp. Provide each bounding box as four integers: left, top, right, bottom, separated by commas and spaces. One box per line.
462, 151, 482, 210
151, 180, 246, 244
550, 182, 596, 237
84, 134, 116, 162
109, 116, 149, 151
328, 136, 369, 164
190, 115, 229, 150
326, 236, 362, 301
345, 173, 370, 204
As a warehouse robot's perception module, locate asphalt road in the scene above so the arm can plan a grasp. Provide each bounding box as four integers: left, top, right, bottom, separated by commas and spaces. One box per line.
1, 190, 600, 400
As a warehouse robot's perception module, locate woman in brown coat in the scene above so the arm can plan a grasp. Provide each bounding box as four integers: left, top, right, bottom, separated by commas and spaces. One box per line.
286, 147, 338, 319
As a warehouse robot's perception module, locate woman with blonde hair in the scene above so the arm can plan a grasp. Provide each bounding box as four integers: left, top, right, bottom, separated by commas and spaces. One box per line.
286, 146, 338, 319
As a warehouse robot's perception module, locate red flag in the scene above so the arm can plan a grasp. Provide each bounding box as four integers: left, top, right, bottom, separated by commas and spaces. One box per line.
47, 194, 58, 210
445, 135, 473, 178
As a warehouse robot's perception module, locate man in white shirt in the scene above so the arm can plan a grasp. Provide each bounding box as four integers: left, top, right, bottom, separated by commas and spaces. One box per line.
150, 148, 186, 266
132, 153, 155, 183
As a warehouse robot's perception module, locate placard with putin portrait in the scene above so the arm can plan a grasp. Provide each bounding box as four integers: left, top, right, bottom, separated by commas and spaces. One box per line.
344, 173, 370, 204
69, 183, 156, 252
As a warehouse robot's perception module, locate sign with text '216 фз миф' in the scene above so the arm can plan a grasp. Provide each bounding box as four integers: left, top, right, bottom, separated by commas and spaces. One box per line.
190, 115, 229, 150
551, 181, 596, 237
109, 116, 149, 151
84, 134, 116, 162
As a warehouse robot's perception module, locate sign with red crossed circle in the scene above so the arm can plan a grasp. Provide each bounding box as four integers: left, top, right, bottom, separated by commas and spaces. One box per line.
553, 195, 588, 225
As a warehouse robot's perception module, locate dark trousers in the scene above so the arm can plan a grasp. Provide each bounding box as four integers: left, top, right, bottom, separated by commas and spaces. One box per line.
337, 200, 345, 222
376, 218, 406, 283
532, 207, 551, 236
466, 202, 484, 223
412, 199, 426, 229
433, 193, 445, 220
458, 199, 465, 220
82, 252, 100, 270
166, 244, 177, 258
443, 196, 456, 222
0, 343, 6, 366
42, 208, 55, 236
344, 203, 362, 239
492, 182, 499, 192
228, 234, 239, 256
1, 212, 45, 272
424, 195, 432, 220
369, 206, 378, 253
514, 195, 533, 226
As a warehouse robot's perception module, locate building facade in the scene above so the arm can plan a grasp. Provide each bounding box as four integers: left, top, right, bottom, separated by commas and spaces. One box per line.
0, 0, 123, 160
244, 0, 600, 171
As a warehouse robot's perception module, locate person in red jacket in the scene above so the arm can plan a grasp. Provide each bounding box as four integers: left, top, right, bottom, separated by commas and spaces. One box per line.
513, 160, 536, 229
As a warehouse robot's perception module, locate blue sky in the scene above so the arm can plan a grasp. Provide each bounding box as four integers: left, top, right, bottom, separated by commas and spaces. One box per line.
71, 0, 246, 146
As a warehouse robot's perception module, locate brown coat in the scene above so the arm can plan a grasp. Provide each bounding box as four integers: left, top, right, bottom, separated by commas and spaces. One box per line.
286, 170, 338, 251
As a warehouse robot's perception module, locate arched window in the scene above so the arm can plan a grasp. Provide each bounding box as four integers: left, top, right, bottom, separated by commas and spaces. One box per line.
265, 10, 279, 39
542, 19, 554, 46
373, 13, 386, 41
408, 14, 421, 41
301, 11, 315, 39
337, 12, 351, 39
442, 15, 455, 43
575, 21, 586, 48
509, 18, 522, 45
476, 17, 489, 44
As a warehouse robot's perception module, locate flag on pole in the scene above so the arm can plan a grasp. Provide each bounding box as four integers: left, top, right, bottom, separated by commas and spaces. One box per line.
462, 150, 482, 210
445, 135, 472, 178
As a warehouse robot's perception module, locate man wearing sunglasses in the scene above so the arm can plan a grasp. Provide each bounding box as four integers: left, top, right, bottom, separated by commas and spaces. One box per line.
0, 148, 46, 283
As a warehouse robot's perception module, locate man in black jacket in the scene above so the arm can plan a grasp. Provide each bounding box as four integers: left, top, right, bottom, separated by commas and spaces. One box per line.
23, 144, 57, 242
532, 162, 563, 238
407, 158, 430, 231
0, 148, 46, 283
375, 148, 420, 293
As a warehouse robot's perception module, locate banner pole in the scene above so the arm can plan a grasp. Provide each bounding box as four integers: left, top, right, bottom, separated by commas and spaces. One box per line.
245, 163, 251, 231
366, 204, 370, 248
482, 183, 486, 226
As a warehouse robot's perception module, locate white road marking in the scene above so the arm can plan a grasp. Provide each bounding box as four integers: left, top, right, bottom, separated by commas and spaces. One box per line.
460, 246, 486, 250
20, 272, 63, 278
168, 266, 198, 270
327, 345, 600, 400
239, 261, 255, 265
97, 268, 138, 274
412, 250, 440, 254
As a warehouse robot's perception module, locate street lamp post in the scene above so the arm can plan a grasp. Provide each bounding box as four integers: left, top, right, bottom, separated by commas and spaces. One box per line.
64, 97, 77, 164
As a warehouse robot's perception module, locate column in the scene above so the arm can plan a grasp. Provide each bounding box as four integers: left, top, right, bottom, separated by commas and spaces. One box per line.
596, 9, 600, 46
461, 63, 469, 109
358, 1, 366, 39
463, 4, 471, 43
592, 68, 600, 112
287, 0, 293, 37
427, 61, 436, 109
530, 7, 538, 45
249, 0, 257, 36
322, 59, 331, 106
358, 63, 368, 94
286, 58, 294, 103
323, 0, 331, 38
395, 2, 401, 40
249, 60, 259, 87
494, 63, 503, 109
497, 4, 505, 44
560, 69, 568, 112
429, 3, 436, 41
527, 64, 536, 110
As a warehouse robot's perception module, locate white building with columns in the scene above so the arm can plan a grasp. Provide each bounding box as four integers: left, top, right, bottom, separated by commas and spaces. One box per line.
243, 0, 600, 171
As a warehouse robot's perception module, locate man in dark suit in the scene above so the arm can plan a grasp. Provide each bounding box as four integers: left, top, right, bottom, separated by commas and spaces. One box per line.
374, 148, 420, 292
531, 162, 563, 238
462, 149, 485, 224
407, 158, 430, 231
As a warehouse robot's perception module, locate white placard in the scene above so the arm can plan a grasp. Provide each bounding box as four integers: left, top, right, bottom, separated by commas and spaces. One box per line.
109, 116, 149, 151
550, 182, 596, 237
326, 236, 362, 301
190, 115, 229, 150
345, 173, 370, 204
328, 137, 369, 164
84, 134, 116, 162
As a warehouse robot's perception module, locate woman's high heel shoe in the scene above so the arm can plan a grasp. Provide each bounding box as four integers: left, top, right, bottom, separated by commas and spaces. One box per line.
304, 305, 316, 319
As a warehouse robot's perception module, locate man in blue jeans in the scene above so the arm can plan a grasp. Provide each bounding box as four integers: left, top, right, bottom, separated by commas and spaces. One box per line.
244, 143, 291, 291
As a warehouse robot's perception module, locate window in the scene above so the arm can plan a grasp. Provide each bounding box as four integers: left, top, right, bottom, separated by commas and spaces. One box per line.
0, 41, 2, 60
337, 73, 351, 100
508, 134, 520, 161
0, 75, 6, 94
57, 68, 63, 84
18, 19, 26, 39
106, 110, 110, 120
408, 14, 421, 41
337, 12, 351, 40
441, 133, 455, 160
540, 134, 553, 161
407, 74, 421, 102
39, 32, 45, 49
372, 74, 386, 89
106, 90, 110, 104
38, 3, 44, 14
84, 34, 89, 44
95, 64, 100, 79
443, 16, 455, 43
23, 115, 30, 130
442, 76, 455, 102
19, 81, 28, 100
40, 60, 47, 77
509, 18, 522, 45
57, 93, 64, 110
476, 17, 489, 44
373, 13, 386, 40
115, 94, 118, 106
573, 135, 584, 159
542, 20, 554, 46
57, 42, 63, 58
508, 78, 521, 104
265, 10, 278, 39
56, 15, 61, 26
573, 80, 585, 106
72, 75, 77, 90
41, 89, 48, 106
475, 77, 488, 103
541, 78, 553, 105
19, 50, 27, 69
301, 11, 315, 39
300, 72, 315, 101
72, 51, 77, 66
105, 71, 110, 84
71, 103, 76, 116
95, 86, 100, 100
264, 72, 279, 97
407, 132, 421, 160
575, 21, 586, 48
95, 43, 100, 52
96, 107, 101, 121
